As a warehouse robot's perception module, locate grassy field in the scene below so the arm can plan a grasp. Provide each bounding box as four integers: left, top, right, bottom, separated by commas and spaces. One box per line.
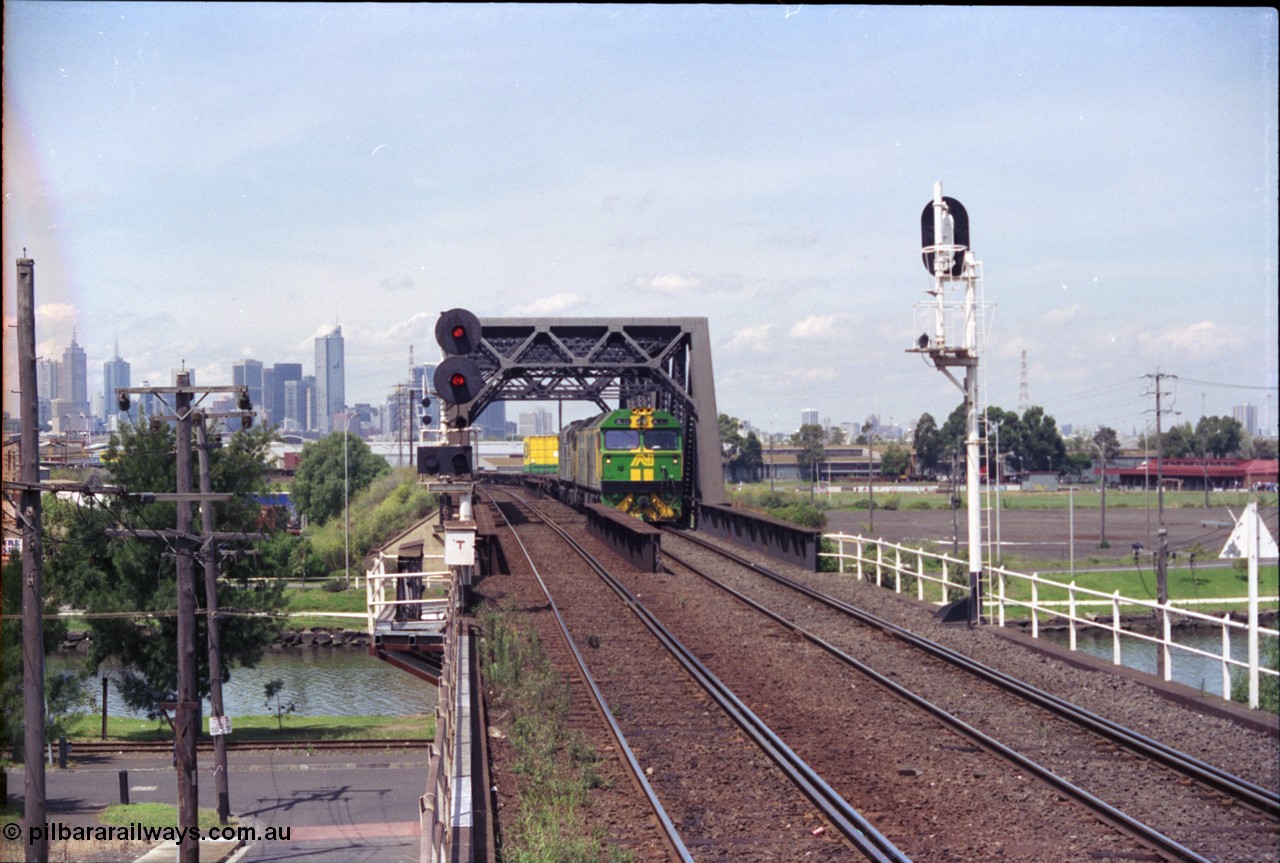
741, 483, 1275, 513
990, 562, 1280, 614
62, 712, 434, 743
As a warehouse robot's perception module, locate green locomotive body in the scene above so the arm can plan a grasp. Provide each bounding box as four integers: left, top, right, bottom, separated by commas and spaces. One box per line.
558, 407, 684, 522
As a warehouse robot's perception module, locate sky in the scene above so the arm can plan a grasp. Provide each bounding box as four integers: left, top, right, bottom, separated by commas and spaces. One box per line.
4, 4, 1278, 440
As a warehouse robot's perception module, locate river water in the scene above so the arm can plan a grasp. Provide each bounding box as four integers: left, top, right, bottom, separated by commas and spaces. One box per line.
1038, 626, 1274, 698
49, 648, 439, 720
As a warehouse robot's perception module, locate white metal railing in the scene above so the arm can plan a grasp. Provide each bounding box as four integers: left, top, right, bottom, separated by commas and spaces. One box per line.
822, 533, 1278, 708
366, 551, 451, 635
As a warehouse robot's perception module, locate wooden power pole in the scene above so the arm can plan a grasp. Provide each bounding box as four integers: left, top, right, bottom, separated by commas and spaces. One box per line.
17, 257, 48, 863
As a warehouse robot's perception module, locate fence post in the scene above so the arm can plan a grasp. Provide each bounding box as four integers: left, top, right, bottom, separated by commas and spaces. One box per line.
1161, 603, 1173, 682
1068, 581, 1077, 653
1030, 573, 1039, 640
1112, 592, 1122, 666
940, 559, 949, 603
916, 550, 925, 601
838, 536, 845, 574
997, 567, 1006, 627
1221, 615, 1232, 702
856, 539, 865, 582
875, 544, 884, 587
894, 546, 902, 593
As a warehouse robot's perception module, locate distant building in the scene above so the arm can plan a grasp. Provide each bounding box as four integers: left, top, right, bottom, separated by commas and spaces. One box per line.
314, 326, 345, 435
268, 363, 303, 429
233, 359, 265, 419
474, 401, 506, 440
283, 376, 315, 432
103, 342, 132, 425
801, 408, 819, 427
517, 408, 554, 437
1233, 404, 1258, 437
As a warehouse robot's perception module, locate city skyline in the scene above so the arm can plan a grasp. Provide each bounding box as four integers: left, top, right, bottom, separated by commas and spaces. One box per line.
3, 6, 1277, 438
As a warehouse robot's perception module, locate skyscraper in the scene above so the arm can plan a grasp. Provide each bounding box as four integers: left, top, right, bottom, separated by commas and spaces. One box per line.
314, 326, 345, 435
103, 341, 132, 425
268, 363, 303, 429
53, 333, 91, 433
232, 359, 265, 418
1233, 404, 1258, 437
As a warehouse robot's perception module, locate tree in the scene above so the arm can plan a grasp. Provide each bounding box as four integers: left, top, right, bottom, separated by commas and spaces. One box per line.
912, 412, 943, 478
1, 553, 80, 759
880, 443, 912, 479
1020, 406, 1069, 472
291, 431, 390, 525
740, 431, 765, 482
1093, 426, 1122, 462
790, 424, 826, 481
1162, 421, 1197, 458
42, 421, 286, 717
1195, 415, 1245, 458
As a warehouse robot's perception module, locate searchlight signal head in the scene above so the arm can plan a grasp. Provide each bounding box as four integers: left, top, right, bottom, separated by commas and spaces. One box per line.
436, 308, 482, 356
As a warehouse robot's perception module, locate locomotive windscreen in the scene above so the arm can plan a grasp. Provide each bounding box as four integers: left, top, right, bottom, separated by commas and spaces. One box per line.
604, 429, 640, 449
645, 430, 679, 450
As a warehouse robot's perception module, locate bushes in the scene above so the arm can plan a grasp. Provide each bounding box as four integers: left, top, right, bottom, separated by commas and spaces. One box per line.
729, 488, 828, 530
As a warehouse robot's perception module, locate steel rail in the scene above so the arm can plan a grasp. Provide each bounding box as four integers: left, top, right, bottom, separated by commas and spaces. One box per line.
660, 538, 1219, 863
502, 491, 911, 863
670, 527, 1280, 818
481, 488, 695, 863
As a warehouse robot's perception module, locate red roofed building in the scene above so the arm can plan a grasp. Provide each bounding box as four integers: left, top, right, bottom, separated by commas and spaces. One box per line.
1111, 458, 1278, 491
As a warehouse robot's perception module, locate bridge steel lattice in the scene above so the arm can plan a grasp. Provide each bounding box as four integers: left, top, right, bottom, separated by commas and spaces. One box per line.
444, 316, 726, 510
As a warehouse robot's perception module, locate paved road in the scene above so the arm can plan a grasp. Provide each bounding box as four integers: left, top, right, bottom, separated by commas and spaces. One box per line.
5, 747, 428, 863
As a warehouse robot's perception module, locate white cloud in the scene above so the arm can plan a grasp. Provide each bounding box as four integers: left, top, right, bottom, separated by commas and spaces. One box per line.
380, 273, 414, 292
36, 299, 78, 318
1138, 320, 1233, 359
510, 292, 583, 316
723, 324, 773, 353
635, 273, 701, 295
788, 315, 844, 340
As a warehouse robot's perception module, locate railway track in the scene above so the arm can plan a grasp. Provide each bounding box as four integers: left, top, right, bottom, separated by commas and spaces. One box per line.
658, 526, 1280, 863
482, 486, 910, 862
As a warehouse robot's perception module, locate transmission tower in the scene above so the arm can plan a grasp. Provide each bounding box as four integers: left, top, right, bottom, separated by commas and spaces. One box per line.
1018, 350, 1029, 414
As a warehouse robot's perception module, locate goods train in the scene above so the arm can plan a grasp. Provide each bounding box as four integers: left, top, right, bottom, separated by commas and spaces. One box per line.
549, 407, 684, 522
522, 435, 559, 475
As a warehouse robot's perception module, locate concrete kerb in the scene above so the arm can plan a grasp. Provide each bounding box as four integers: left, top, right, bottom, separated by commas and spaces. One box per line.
132, 837, 244, 863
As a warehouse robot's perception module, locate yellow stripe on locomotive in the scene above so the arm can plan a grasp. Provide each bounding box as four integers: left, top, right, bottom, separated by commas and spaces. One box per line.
558, 407, 684, 522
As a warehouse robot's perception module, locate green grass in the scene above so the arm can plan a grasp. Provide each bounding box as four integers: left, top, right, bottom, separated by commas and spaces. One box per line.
100, 802, 223, 831
479, 602, 632, 863
284, 587, 368, 613
62, 712, 434, 743
731, 482, 1274, 513
990, 562, 1280, 616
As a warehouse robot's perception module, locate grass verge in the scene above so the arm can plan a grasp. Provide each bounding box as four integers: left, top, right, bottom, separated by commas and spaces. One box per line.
479, 602, 631, 863
100, 802, 224, 831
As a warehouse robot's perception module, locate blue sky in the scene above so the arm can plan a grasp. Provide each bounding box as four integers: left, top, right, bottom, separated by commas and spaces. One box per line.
4, 4, 1277, 438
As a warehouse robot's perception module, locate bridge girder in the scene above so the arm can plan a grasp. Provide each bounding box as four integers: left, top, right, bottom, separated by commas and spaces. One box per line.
445, 316, 724, 508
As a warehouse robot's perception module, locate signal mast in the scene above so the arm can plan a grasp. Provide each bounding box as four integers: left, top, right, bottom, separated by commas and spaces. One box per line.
908, 182, 991, 624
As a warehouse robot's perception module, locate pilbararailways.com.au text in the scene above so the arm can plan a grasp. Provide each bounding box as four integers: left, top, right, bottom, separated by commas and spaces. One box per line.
9, 821, 291, 845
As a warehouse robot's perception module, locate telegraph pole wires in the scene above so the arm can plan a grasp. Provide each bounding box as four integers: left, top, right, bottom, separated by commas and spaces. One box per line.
1142, 369, 1178, 527
15, 256, 48, 863
114, 379, 256, 863
1142, 369, 1177, 681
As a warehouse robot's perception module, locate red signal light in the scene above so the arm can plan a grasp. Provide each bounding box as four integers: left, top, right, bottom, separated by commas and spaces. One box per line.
451, 325, 466, 339
450, 372, 467, 388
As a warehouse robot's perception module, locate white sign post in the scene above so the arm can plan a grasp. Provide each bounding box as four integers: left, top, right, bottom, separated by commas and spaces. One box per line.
1220, 501, 1277, 709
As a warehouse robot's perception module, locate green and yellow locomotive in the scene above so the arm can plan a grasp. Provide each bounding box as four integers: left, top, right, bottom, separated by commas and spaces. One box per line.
558, 407, 684, 522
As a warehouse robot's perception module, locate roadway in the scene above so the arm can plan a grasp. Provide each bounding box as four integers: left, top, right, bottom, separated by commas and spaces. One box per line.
4, 747, 427, 862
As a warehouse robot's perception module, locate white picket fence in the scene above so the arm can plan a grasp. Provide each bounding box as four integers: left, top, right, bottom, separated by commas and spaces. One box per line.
822, 533, 1278, 709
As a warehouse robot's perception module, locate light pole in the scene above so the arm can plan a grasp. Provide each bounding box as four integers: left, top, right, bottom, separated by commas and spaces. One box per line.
1090, 439, 1108, 547
343, 414, 353, 588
